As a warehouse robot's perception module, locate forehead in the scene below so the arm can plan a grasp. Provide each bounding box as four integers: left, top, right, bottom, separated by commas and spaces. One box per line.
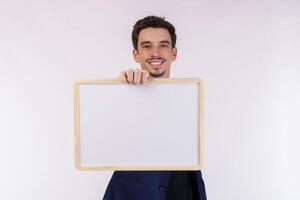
138, 27, 171, 44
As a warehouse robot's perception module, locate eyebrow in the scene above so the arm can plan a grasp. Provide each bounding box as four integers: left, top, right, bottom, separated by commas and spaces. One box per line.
140, 41, 151, 46
140, 40, 171, 46
160, 40, 171, 45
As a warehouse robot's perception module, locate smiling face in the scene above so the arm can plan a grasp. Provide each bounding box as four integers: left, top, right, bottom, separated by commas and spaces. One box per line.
133, 28, 177, 78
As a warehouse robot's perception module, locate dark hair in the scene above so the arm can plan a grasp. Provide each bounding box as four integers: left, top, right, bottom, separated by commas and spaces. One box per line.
131, 15, 177, 50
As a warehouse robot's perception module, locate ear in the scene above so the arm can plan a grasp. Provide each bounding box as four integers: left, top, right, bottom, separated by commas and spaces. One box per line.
171, 47, 177, 61
132, 49, 140, 63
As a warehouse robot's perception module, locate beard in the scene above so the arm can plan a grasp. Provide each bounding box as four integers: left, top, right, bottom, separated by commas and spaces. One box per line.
145, 64, 166, 77
150, 70, 165, 77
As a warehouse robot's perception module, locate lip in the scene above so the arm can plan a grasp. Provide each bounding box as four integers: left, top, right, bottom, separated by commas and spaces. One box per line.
148, 60, 164, 69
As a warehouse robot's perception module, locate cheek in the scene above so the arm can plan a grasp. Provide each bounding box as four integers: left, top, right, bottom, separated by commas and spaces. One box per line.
140, 54, 149, 62
162, 50, 174, 58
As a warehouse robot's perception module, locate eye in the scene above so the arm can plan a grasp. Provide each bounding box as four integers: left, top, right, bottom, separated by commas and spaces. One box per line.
142, 45, 151, 49
161, 44, 169, 48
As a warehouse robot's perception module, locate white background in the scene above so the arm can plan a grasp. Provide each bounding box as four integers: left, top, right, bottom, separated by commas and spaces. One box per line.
0, 0, 299, 199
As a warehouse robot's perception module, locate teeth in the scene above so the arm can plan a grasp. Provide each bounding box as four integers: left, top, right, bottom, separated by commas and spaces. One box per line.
150, 61, 163, 66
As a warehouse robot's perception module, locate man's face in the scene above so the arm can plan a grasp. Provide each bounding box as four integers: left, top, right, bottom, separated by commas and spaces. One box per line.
133, 27, 177, 78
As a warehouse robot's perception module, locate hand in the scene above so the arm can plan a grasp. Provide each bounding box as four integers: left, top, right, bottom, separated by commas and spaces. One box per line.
118, 68, 150, 85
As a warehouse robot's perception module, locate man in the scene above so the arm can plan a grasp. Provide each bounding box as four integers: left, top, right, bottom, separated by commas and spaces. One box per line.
103, 16, 207, 200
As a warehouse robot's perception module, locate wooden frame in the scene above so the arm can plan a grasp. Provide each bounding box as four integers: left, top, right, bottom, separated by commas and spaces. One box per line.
74, 78, 205, 170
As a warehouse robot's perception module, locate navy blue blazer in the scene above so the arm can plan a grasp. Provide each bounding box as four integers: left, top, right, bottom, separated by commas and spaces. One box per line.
103, 170, 207, 200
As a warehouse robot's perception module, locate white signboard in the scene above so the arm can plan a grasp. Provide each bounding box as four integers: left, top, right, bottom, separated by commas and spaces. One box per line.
74, 78, 205, 170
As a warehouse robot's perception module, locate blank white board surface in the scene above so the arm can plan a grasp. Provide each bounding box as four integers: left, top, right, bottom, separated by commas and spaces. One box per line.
74, 78, 205, 170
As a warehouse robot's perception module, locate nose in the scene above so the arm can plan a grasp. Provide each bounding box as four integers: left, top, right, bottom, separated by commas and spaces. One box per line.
150, 46, 160, 57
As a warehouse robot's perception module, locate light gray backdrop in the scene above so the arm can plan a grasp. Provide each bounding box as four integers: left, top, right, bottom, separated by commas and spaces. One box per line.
0, 0, 299, 199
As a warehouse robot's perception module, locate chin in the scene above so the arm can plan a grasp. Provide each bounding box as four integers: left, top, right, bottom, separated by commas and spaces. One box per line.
149, 70, 166, 78
142, 64, 167, 77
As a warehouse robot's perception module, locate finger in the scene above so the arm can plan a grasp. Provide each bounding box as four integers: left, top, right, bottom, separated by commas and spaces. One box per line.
126, 68, 134, 84
133, 69, 142, 85
141, 69, 150, 84
118, 71, 128, 84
